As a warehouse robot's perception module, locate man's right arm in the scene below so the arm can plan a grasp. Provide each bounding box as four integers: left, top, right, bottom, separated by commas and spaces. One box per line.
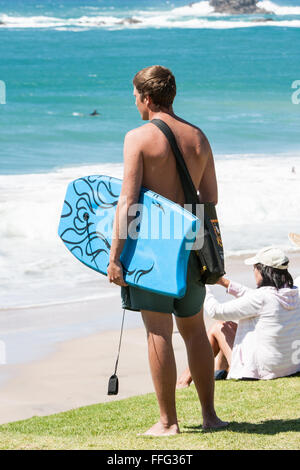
198, 137, 218, 205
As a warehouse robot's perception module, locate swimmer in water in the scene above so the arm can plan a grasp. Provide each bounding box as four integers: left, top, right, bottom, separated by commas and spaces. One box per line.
90, 109, 100, 116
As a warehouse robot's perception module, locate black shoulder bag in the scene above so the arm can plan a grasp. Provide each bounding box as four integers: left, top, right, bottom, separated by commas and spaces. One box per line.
151, 119, 225, 284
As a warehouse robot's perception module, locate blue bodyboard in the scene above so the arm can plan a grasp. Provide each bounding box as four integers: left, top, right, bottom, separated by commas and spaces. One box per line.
58, 175, 201, 298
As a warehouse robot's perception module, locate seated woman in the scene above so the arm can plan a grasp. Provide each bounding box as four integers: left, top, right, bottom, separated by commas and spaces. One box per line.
177, 246, 300, 386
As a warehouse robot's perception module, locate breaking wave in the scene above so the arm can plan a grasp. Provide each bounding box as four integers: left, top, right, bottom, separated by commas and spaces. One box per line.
1, 1, 300, 30
1, 154, 300, 308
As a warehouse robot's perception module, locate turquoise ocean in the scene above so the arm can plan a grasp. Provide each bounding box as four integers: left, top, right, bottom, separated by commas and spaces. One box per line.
1, 0, 300, 312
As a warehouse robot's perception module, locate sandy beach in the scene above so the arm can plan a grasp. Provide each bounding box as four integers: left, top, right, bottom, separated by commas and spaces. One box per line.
0, 253, 300, 425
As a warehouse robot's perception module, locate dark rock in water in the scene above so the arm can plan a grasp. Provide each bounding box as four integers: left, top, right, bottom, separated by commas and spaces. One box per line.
210, 0, 267, 14
117, 17, 142, 25
251, 17, 274, 22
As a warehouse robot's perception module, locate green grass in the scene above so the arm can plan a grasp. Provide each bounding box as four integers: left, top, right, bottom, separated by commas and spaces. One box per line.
0, 376, 299, 450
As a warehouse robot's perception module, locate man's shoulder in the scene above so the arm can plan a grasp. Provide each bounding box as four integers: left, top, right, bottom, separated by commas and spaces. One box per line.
126, 123, 153, 138
124, 123, 158, 150
124, 120, 210, 157
176, 120, 211, 158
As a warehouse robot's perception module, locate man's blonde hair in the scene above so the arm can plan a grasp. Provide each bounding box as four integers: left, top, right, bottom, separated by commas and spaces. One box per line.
133, 65, 176, 108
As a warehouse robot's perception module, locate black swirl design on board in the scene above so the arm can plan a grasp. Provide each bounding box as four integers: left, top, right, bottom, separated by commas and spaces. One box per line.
85, 229, 111, 263
60, 176, 155, 283
60, 176, 117, 270
95, 181, 118, 209
61, 200, 72, 218
123, 263, 155, 285
71, 246, 83, 257
123, 266, 137, 276
60, 227, 90, 246
74, 177, 118, 211
134, 263, 155, 284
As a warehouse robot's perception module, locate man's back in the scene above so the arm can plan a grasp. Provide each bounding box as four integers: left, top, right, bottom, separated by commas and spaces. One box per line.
127, 114, 218, 207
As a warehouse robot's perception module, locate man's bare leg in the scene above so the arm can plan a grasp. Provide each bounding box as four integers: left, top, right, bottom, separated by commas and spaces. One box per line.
140, 310, 180, 436
175, 310, 228, 430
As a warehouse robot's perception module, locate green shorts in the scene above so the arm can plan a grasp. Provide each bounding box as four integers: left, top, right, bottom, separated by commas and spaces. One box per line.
121, 251, 206, 318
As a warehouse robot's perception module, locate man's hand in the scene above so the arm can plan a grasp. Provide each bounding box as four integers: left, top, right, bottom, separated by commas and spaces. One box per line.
107, 259, 128, 287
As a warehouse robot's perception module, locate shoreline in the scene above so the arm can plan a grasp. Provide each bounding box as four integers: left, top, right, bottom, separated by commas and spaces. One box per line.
2, 151, 300, 177
2, 249, 300, 312
0, 253, 300, 425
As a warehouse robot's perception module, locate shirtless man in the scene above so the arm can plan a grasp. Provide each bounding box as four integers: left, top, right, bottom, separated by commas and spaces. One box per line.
107, 65, 228, 436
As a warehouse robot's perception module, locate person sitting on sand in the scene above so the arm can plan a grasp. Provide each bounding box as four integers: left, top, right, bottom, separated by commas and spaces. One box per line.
177, 246, 300, 387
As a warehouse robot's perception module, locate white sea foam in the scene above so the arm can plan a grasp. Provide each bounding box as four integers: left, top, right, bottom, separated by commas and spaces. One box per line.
1, 155, 300, 309
0, 163, 124, 309
138, 1, 216, 18
0, 13, 66, 28
1, 1, 300, 30
215, 155, 300, 256
258, 1, 300, 15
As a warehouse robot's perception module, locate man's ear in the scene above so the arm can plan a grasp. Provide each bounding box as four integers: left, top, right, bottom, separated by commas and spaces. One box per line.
144, 94, 152, 106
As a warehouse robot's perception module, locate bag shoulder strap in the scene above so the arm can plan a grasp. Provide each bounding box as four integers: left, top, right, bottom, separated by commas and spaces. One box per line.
150, 119, 199, 209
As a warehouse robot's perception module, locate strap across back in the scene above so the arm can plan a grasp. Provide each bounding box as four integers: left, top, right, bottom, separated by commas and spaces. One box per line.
150, 119, 199, 216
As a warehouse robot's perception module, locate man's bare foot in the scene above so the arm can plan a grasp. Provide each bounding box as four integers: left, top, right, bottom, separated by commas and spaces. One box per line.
176, 368, 193, 389
139, 421, 180, 437
202, 415, 229, 431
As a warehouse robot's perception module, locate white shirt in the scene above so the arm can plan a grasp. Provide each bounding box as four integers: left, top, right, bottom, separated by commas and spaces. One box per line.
204, 280, 300, 380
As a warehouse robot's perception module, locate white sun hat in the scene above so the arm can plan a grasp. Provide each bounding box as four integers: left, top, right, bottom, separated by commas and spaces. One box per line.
244, 246, 289, 270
